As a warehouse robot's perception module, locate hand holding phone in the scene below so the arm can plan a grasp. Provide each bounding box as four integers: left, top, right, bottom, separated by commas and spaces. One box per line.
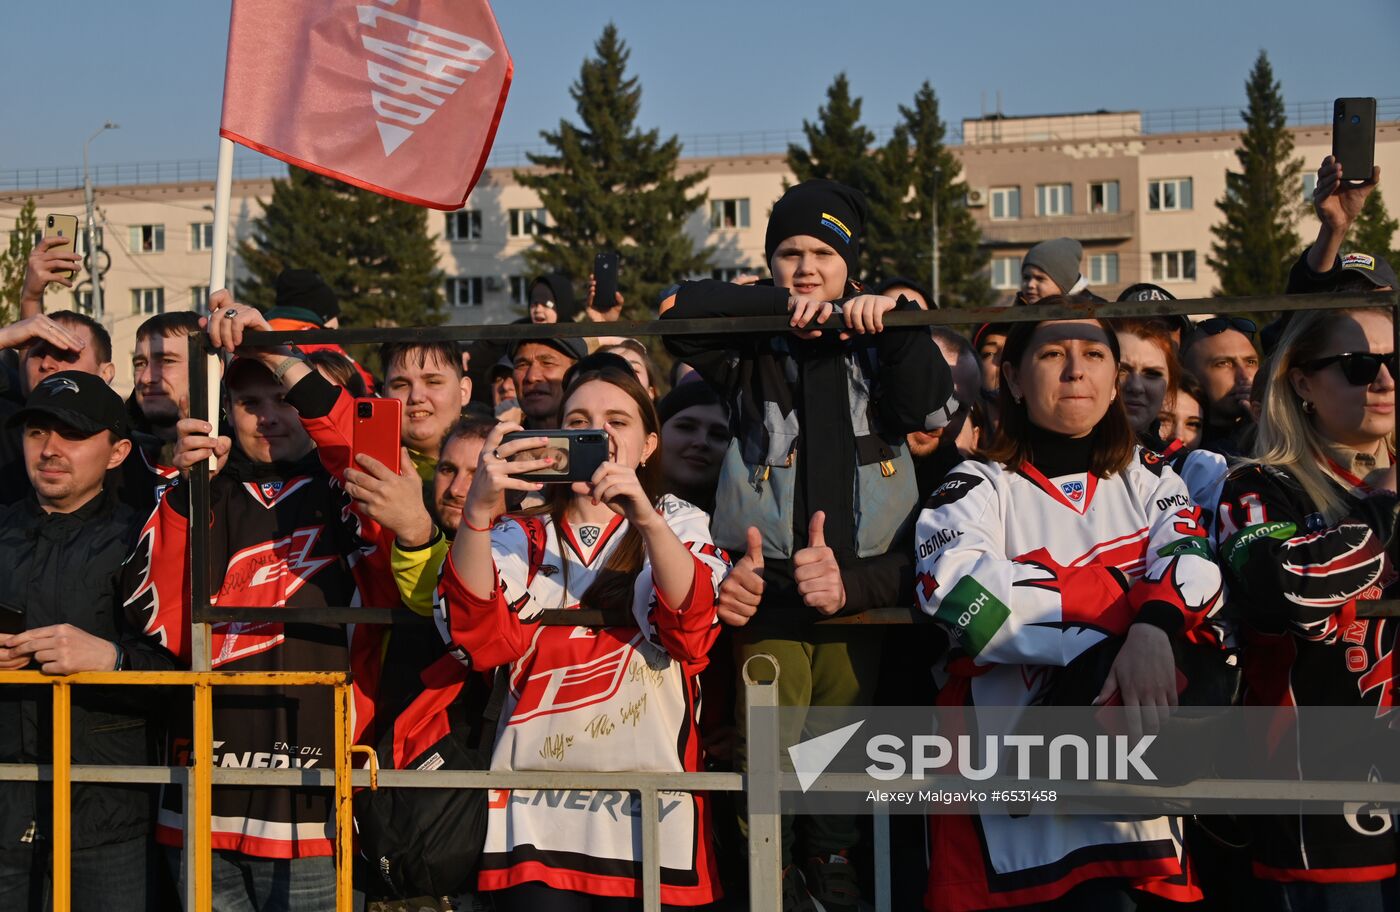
41, 214, 81, 283
352, 399, 403, 475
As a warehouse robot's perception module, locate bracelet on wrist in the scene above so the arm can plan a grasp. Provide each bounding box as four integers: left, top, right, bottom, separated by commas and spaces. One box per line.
462, 515, 494, 533
272, 348, 307, 384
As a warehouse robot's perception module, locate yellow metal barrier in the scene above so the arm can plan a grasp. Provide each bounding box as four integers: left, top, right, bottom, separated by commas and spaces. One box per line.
0, 669, 354, 912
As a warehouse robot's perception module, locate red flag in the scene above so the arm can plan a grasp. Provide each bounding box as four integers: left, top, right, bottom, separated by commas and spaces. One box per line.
220, 0, 512, 210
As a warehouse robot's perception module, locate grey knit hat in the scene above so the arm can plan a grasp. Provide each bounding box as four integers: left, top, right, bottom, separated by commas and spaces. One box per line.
1022, 237, 1083, 296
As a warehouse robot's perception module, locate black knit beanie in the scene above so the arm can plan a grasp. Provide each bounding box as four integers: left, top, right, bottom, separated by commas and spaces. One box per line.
273, 269, 339, 324
657, 381, 725, 427
764, 179, 868, 279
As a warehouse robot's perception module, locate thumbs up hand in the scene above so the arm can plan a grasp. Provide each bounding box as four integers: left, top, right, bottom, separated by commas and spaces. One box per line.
717, 527, 765, 627
794, 511, 846, 616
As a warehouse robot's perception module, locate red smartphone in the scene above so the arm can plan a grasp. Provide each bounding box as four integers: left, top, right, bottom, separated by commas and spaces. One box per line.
352, 398, 402, 474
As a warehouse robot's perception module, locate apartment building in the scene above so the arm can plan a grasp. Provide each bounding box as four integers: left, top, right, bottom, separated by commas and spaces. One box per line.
3, 110, 1397, 391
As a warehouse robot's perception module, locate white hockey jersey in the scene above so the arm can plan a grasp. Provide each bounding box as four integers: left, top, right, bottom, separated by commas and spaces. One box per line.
435, 495, 729, 906
914, 448, 1223, 911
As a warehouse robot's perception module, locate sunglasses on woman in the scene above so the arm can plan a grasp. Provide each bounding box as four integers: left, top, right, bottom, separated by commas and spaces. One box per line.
1300, 351, 1399, 385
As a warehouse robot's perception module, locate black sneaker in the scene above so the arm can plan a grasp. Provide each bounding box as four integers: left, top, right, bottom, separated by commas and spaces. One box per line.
802, 853, 860, 912
782, 863, 819, 912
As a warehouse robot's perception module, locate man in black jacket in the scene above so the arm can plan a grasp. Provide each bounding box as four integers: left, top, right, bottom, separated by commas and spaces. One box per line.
0, 371, 176, 912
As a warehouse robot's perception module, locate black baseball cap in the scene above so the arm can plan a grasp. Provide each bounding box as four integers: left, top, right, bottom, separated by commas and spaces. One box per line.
1116, 283, 1192, 335
1340, 252, 1399, 290
506, 335, 588, 363
8, 370, 129, 438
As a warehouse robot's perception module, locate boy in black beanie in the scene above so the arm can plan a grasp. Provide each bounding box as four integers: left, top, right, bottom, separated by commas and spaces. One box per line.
663, 179, 954, 911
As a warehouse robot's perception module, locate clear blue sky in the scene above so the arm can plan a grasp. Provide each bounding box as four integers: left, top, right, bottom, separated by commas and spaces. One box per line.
2, 0, 1397, 170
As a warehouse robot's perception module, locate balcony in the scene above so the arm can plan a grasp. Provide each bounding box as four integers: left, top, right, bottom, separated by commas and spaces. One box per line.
979, 210, 1135, 246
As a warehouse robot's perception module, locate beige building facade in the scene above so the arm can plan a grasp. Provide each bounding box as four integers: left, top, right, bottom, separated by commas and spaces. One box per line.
3, 111, 1397, 392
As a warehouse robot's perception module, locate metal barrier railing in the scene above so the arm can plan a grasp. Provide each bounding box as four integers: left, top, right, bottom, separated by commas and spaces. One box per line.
2, 290, 1397, 912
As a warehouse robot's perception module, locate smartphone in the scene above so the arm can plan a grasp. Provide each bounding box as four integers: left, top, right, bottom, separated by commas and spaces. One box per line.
0, 601, 24, 636
42, 214, 80, 281
593, 251, 620, 311
1333, 97, 1377, 182
352, 398, 403, 474
500, 429, 609, 483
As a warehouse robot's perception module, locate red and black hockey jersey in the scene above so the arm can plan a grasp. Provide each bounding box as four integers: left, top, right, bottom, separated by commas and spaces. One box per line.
435, 496, 729, 906
914, 448, 1223, 911
1216, 457, 1400, 883
123, 382, 399, 859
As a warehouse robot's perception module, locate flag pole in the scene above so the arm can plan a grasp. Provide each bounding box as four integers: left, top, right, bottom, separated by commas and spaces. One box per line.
205, 137, 234, 468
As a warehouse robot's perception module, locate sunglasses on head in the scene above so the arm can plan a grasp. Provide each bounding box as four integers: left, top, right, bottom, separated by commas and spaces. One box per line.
1195, 316, 1257, 337
1300, 351, 1399, 385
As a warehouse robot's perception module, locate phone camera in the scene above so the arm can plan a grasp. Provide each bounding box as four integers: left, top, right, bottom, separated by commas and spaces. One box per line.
357, 402, 372, 418
46, 216, 54, 227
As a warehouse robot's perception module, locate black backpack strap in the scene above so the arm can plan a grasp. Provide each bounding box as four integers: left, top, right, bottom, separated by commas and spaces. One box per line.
476, 666, 508, 752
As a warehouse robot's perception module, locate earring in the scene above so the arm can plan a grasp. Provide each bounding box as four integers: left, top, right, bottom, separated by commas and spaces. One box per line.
1302, 400, 1316, 414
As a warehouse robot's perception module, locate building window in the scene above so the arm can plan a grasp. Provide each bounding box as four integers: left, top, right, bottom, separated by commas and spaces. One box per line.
75, 226, 102, 257
508, 208, 547, 238
1148, 178, 1193, 212
446, 276, 485, 307
1088, 181, 1120, 214
1151, 250, 1197, 283
190, 222, 214, 252
990, 187, 1020, 221
1037, 183, 1073, 217
991, 255, 1022, 289
508, 275, 530, 306
131, 287, 165, 315
72, 290, 94, 315
1087, 253, 1120, 285
710, 199, 751, 230
190, 285, 210, 313
130, 224, 165, 253
446, 210, 482, 241
1302, 172, 1318, 202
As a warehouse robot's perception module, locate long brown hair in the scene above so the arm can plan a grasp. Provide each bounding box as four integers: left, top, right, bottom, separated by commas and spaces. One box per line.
522, 365, 665, 615
979, 307, 1137, 477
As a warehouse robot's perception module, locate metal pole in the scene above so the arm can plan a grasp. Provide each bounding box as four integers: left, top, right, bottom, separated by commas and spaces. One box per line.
51, 681, 72, 912
82, 122, 117, 318
742, 655, 781, 912
207, 137, 235, 472
931, 166, 941, 307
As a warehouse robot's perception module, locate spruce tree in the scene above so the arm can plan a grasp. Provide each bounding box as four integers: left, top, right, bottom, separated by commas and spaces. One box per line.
516, 24, 712, 317
1207, 51, 1305, 296
1347, 187, 1400, 262
236, 167, 445, 333
873, 82, 991, 307
0, 197, 39, 321
787, 73, 891, 279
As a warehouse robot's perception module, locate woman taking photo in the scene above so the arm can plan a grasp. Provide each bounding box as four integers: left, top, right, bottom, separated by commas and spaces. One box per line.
1215, 306, 1398, 909
435, 365, 729, 910
915, 309, 1224, 910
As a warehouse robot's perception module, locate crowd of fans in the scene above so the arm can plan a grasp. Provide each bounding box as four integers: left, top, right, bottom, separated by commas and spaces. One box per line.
0, 152, 1394, 912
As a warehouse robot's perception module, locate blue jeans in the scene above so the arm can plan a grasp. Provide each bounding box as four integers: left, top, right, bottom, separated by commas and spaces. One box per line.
166, 846, 337, 912
0, 835, 147, 912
